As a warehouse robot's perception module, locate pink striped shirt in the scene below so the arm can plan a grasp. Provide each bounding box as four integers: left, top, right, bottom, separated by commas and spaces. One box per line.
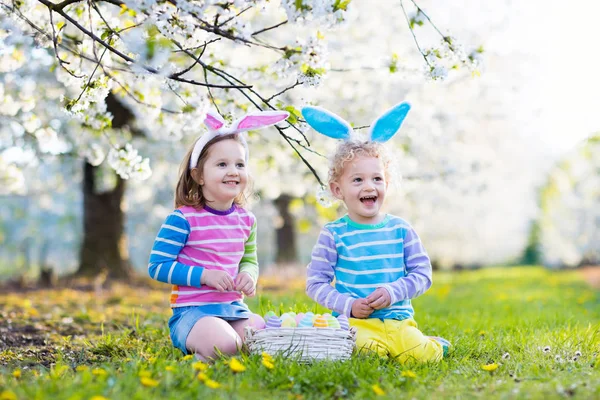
148, 204, 258, 308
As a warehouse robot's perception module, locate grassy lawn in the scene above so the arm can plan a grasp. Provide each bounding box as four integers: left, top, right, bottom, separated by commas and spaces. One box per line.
1, 266, 599, 399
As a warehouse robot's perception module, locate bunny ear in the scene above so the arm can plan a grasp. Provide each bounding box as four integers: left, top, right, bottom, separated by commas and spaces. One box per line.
233, 111, 289, 132
369, 102, 411, 143
204, 112, 225, 131
301, 106, 352, 140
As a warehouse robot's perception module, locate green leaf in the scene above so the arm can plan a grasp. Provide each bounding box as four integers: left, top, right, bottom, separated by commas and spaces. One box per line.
389, 53, 399, 74
333, 0, 351, 11
283, 105, 302, 124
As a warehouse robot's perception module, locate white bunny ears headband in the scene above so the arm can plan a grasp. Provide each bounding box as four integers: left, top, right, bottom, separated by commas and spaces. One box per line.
300, 102, 411, 143
189, 110, 289, 169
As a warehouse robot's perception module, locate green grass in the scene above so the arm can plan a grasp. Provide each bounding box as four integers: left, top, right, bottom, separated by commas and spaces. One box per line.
1, 266, 599, 399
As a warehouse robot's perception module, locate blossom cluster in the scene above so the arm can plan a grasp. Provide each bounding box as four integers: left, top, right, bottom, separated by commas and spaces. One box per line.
107, 144, 152, 180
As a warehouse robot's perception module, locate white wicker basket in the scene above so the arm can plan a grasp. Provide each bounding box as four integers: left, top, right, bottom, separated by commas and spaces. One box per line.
244, 326, 357, 362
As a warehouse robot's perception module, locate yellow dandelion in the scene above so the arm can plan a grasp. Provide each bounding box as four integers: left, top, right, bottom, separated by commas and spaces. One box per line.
140, 377, 159, 387
138, 370, 151, 378
148, 357, 157, 364
262, 358, 274, 370
205, 379, 221, 389
12, 369, 21, 379
197, 372, 208, 382
90, 396, 108, 400
0, 391, 17, 400
76, 365, 89, 372
92, 368, 108, 376
165, 366, 175, 372
229, 358, 246, 373
372, 384, 385, 396
481, 363, 499, 372
192, 361, 208, 371
401, 370, 416, 378
183, 355, 194, 361
479, 330, 486, 336
261, 352, 274, 362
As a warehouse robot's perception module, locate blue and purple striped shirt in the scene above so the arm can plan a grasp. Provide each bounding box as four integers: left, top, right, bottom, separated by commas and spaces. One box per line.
306, 214, 432, 320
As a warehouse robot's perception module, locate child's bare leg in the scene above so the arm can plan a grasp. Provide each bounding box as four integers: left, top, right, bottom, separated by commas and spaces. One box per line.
229, 318, 252, 341
186, 317, 242, 360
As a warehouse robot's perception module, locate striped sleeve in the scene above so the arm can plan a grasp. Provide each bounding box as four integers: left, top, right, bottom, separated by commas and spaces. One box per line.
381, 225, 432, 304
147, 210, 204, 287
238, 219, 258, 283
306, 227, 356, 317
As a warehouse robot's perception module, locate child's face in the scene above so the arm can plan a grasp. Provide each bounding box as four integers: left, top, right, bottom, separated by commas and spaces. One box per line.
330, 155, 388, 225
192, 139, 248, 210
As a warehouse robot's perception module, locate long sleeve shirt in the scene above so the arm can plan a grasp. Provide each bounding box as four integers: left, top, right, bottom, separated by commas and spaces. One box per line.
306, 214, 432, 320
148, 204, 258, 308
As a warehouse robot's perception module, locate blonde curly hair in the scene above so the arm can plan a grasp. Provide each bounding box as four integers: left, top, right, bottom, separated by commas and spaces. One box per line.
328, 140, 392, 185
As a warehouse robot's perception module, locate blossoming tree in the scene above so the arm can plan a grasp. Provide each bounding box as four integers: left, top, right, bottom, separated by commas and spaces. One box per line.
0, 0, 481, 278
539, 135, 600, 267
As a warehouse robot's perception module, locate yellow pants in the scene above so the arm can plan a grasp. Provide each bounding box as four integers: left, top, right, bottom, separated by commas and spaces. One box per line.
350, 318, 443, 363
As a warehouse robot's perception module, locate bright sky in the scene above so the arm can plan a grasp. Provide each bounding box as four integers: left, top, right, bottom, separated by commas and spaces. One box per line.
485, 0, 600, 153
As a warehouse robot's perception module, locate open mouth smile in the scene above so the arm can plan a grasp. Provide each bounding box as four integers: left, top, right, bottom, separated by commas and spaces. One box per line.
360, 195, 377, 205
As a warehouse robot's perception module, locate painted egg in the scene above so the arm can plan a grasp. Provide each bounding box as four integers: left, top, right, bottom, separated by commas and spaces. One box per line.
313, 316, 328, 328
298, 315, 314, 327
248, 313, 266, 330
281, 318, 297, 328
295, 313, 305, 324
337, 315, 350, 330
327, 315, 340, 329
264, 311, 277, 321
265, 315, 282, 328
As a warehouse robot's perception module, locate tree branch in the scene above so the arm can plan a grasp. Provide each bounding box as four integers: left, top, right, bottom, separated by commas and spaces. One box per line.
265, 81, 301, 103
400, 0, 432, 69
252, 20, 288, 36
36, 0, 252, 89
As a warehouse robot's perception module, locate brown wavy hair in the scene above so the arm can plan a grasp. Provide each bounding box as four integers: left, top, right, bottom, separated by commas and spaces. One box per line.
174, 133, 251, 209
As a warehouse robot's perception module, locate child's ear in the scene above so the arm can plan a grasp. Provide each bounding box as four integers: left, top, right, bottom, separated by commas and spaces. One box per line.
329, 181, 344, 200
190, 168, 204, 185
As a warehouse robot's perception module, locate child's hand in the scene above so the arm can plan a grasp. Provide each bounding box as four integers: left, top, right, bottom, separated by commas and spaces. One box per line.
201, 270, 234, 292
366, 287, 392, 310
351, 298, 374, 319
235, 272, 256, 297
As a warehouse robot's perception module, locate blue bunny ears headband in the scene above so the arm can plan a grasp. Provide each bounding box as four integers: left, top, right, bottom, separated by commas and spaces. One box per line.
300, 102, 411, 143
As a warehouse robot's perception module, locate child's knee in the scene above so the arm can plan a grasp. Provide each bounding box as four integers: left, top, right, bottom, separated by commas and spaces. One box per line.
186, 317, 242, 359
396, 339, 443, 363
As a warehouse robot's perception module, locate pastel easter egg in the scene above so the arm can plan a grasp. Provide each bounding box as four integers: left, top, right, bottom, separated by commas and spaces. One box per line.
264, 311, 277, 322
281, 318, 297, 328
337, 315, 350, 330
295, 313, 305, 324
312, 314, 321, 323
248, 313, 266, 330
327, 316, 340, 329
265, 315, 282, 328
313, 316, 328, 328
298, 316, 314, 327
304, 311, 314, 319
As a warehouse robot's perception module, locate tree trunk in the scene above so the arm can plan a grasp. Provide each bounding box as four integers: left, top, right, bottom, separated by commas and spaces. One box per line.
273, 194, 298, 264
77, 161, 132, 279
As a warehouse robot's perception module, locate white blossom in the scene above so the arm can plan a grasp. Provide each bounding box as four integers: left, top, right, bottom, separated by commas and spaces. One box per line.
107, 144, 152, 180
